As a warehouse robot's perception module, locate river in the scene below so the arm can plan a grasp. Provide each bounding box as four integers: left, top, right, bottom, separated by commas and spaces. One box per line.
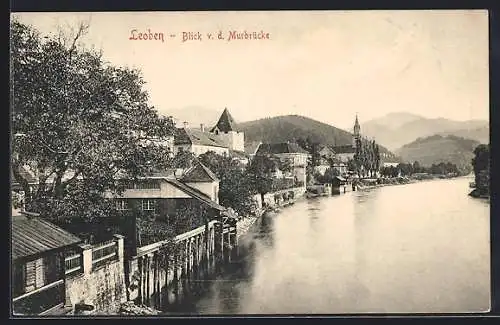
176, 176, 490, 314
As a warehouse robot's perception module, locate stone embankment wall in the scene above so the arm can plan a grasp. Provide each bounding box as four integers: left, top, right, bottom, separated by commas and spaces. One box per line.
65, 235, 127, 314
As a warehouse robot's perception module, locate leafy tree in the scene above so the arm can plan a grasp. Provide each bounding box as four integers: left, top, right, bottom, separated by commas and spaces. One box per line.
172, 150, 195, 169
246, 154, 279, 204
472, 144, 490, 194
199, 151, 256, 216
11, 20, 175, 226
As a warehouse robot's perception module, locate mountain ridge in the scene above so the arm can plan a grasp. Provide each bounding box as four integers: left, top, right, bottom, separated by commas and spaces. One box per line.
361, 112, 488, 150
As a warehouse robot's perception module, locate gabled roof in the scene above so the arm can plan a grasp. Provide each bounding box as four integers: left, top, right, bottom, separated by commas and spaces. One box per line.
174, 128, 228, 148
256, 142, 309, 155
181, 160, 219, 183
210, 108, 239, 133
12, 214, 82, 261
332, 145, 356, 154
165, 178, 226, 212
244, 141, 262, 155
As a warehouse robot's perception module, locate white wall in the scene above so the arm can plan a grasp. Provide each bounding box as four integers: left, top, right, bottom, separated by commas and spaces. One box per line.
185, 181, 219, 203
217, 131, 244, 152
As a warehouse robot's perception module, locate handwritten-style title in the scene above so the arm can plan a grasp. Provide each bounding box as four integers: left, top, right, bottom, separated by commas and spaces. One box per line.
129, 29, 271, 43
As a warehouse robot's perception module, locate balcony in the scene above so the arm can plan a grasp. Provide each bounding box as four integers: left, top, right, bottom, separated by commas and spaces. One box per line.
12, 279, 65, 315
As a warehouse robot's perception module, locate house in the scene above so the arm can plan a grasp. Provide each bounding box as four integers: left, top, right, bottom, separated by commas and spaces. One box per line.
111, 162, 229, 249
314, 158, 331, 176
12, 211, 82, 316
229, 150, 249, 166
173, 108, 245, 157
174, 126, 230, 157
244, 141, 262, 162
318, 145, 336, 159
331, 159, 348, 175
180, 160, 220, 203
255, 142, 309, 187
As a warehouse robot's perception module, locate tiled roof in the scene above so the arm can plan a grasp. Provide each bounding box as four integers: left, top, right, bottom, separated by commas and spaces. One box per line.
244, 141, 262, 155
256, 142, 309, 155
181, 160, 219, 182
12, 214, 82, 261
210, 108, 239, 133
174, 128, 228, 148
332, 145, 356, 154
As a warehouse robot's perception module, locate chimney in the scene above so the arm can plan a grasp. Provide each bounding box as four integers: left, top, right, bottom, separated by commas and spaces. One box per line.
200, 123, 205, 132
183, 121, 189, 129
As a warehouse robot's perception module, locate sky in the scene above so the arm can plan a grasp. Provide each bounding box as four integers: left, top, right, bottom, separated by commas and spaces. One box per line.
12, 10, 489, 130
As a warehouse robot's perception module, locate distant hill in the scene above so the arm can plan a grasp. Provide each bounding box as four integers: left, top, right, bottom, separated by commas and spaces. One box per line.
437, 126, 489, 145
238, 114, 397, 159
396, 134, 480, 171
362, 112, 488, 151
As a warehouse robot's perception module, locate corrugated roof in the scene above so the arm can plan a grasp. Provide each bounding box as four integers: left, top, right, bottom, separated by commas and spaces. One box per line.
256, 142, 309, 155
181, 160, 219, 182
12, 215, 82, 260
174, 128, 228, 148
210, 108, 239, 133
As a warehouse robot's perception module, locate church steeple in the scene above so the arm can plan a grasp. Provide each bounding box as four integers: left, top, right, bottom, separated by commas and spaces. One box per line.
352, 114, 361, 149
353, 114, 360, 136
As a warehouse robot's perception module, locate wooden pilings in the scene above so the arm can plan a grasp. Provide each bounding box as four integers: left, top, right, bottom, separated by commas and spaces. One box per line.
128, 220, 224, 311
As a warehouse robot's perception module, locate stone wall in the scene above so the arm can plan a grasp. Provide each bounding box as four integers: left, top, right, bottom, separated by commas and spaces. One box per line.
65, 235, 127, 314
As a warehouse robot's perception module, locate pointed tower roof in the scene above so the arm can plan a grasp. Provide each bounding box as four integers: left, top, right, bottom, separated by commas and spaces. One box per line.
354, 114, 360, 128
210, 108, 239, 132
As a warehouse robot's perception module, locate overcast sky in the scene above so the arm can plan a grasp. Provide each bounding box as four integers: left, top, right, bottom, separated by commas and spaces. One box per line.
12, 10, 488, 130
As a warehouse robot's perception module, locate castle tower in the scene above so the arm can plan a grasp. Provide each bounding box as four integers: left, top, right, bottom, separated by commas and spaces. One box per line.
352, 114, 361, 148
210, 107, 245, 152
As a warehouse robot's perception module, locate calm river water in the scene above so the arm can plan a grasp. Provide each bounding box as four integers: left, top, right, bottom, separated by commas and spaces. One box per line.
178, 176, 490, 314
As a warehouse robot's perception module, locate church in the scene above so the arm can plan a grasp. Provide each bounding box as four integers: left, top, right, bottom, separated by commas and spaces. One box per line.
332, 114, 361, 163
173, 108, 247, 160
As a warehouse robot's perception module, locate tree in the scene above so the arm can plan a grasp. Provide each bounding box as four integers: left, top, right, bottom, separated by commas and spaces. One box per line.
11, 20, 176, 226
246, 154, 279, 204
472, 144, 490, 194
199, 151, 256, 216
172, 150, 195, 169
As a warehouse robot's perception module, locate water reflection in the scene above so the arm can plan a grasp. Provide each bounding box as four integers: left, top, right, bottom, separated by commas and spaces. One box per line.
179, 177, 490, 314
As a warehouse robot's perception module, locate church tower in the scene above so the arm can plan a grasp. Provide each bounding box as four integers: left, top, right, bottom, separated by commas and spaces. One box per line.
210, 107, 245, 152
352, 114, 361, 148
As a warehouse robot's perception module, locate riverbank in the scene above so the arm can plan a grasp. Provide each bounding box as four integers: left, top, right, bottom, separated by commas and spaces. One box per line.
355, 174, 463, 191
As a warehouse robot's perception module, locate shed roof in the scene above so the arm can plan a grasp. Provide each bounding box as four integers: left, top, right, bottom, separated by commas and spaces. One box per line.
12, 215, 82, 261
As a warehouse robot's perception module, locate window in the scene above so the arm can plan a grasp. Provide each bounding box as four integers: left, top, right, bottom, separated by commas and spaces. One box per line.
22, 256, 60, 293
116, 200, 129, 211
141, 199, 156, 211
124, 180, 160, 190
